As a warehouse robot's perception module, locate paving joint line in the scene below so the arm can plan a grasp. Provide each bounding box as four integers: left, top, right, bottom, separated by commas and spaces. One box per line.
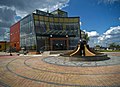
25, 57, 120, 75
4, 57, 120, 87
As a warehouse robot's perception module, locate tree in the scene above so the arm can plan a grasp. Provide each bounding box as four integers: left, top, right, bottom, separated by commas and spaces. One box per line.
116, 44, 120, 50
95, 45, 100, 50
96, 45, 100, 48
83, 33, 89, 42
109, 43, 117, 50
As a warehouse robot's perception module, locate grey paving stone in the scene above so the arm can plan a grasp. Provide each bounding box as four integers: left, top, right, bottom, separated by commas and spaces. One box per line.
43, 55, 120, 67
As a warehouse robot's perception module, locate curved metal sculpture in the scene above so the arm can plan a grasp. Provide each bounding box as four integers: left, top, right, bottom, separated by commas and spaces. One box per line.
63, 40, 109, 61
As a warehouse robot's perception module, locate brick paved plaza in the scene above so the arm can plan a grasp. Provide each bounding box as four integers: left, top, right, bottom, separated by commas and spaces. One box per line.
0, 52, 120, 87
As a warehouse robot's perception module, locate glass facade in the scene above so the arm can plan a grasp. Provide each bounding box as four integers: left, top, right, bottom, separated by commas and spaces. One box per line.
18, 9, 81, 52
20, 14, 36, 50
33, 13, 80, 51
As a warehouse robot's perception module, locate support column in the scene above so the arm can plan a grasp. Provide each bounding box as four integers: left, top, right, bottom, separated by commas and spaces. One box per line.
50, 39, 53, 51
66, 38, 69, 50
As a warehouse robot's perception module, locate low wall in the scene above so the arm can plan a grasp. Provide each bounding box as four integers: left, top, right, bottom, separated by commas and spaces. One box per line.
69, 54, 110, 61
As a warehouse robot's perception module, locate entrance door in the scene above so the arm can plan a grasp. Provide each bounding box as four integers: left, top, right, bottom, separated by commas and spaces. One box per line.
53, 40, 66, 50
50, 38, 69, 50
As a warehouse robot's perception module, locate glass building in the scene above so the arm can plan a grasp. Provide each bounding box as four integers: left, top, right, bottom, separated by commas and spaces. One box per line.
10, 9, 82, 52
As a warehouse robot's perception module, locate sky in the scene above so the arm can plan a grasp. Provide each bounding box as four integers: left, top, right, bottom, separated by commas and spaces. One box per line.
63, 0, 120, 34
0, 0, 120, 47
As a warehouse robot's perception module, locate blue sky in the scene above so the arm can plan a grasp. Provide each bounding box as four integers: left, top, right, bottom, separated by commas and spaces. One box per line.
63, 0, 120, 34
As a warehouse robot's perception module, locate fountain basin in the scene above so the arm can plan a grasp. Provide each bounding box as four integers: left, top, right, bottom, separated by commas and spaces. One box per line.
69, 54, 110, 61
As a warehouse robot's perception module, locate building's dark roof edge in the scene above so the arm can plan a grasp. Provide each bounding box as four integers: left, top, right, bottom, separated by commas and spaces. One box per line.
51, 8, 67, 13
10, 9, 80, 28
35, 9, 49, 14
33, 13, 79, 18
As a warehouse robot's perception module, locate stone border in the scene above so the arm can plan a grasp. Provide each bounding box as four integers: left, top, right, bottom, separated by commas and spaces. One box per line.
69, 54, 110, 61
43, 56, 120, 67
25, 57, 120, 75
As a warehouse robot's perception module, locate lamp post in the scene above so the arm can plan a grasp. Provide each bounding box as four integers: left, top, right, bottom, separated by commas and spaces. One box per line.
79, 30, 82, 40
9, 46, 12, 56
5, 41, 6, 52
106, 42, 107, 50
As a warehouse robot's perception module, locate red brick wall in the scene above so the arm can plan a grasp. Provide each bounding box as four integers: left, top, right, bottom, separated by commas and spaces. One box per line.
10, 22, 20, 51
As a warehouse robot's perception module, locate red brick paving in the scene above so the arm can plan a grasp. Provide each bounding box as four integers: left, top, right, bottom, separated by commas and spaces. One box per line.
0, 52, 120, 87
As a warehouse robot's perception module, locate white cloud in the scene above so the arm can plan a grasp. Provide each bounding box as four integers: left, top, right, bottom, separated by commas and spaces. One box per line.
85, 31, 99, 37
0, 0, 70, 41
80, 22, 82, 26
119, 17, 120, 20
0, 0, 69, 18
98, 34, 111, 41
82, 30, 100, 47
0, 19, 2, 22
104, 26, 120, 35
0, 0, 70, 22
0, 7, 16, 27
84, 26, 120, 47
98, 26, 120, 46
97, 26, 120, 41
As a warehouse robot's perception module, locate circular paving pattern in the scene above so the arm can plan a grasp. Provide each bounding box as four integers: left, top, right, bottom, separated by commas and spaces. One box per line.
43, 55, 120, 67
0, 52, 120, 87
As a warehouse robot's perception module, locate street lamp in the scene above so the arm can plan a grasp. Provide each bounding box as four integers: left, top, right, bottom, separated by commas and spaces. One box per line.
5, 41, 6, 52
66, 35, 68, 37
9, 46, 12, 56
